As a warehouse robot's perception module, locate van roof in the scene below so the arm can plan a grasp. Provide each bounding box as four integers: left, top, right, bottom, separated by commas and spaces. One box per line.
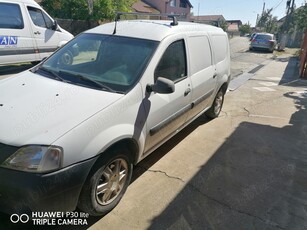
86, 20, 225, 41
5, 0, 40, 7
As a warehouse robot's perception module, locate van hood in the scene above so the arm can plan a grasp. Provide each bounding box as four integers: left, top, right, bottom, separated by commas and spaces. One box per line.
0, 71, 123, 146
58, 25, 74, 40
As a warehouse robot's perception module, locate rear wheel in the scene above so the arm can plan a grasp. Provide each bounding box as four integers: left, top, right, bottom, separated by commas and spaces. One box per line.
205, 89, 225, 119
60, 50, 73, 65
78, 148, 133, 216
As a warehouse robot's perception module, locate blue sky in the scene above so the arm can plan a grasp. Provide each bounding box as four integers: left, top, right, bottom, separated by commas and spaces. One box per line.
189, 0, 306, 26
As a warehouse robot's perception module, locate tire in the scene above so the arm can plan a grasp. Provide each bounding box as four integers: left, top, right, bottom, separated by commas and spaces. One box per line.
205, 89, 225, 119
78, 148, 133, 216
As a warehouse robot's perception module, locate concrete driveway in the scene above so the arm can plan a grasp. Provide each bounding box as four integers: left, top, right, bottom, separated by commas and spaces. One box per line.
88, 56, 307, 229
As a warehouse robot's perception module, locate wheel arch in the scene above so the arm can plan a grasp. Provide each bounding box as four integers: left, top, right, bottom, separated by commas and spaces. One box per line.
220, 81, 228, 94
93, 138, 140, 168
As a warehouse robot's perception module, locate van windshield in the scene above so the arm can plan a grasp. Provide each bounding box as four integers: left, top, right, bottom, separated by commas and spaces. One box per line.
38, 34, 159, 93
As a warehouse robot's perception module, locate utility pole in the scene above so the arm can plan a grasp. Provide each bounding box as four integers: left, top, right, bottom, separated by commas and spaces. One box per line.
284, 0, 295, 32
290, 0, 295, 14
197, 2, 200, 21
262, 1, 266, 16
87, 0, 93, 15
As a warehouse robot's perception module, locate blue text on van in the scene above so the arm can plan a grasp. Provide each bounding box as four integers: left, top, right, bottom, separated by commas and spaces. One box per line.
0, 36, 18, 46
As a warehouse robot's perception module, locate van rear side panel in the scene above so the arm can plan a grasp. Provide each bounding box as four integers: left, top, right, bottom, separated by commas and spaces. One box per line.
210, 33, 231, 81
187, 34, 216, 118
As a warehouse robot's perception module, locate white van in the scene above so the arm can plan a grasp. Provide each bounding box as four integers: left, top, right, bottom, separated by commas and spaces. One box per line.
0, 17, 230, 216
0, 0, 73, 65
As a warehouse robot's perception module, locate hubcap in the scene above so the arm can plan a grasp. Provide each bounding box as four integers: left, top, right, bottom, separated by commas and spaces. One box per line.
214, 92, 223, 115
96, 158, 128, 205
62, 52, 72, 65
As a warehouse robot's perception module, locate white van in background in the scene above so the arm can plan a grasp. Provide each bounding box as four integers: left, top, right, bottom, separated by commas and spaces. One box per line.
0, 0, 73, 65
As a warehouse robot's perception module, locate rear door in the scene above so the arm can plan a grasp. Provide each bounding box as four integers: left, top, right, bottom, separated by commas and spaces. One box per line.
186, 34, 216, 120
144, 38, 192, 154
0, 2, 38, 64
26, 5, 60, 60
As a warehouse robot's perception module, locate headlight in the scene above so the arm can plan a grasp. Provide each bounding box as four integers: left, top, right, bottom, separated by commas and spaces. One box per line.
1, 145, 63, 173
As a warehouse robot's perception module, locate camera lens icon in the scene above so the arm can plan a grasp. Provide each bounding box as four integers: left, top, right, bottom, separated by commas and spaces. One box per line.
10, 214, 30, 224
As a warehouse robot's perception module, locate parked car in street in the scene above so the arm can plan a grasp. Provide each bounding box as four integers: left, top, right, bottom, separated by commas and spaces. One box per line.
0, 0, 73, 65
249, 33, 276, 53
0, 15, 231, 216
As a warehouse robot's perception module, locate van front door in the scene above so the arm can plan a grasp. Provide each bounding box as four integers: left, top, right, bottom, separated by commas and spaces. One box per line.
26, 6, 59, 60
0, 2, 38, 65
144, 39, 192, 154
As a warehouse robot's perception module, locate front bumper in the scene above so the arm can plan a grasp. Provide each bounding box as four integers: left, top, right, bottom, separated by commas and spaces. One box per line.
0, 156, 97, 215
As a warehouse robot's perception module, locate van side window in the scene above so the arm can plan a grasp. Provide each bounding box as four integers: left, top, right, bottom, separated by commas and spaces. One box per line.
155, 40, 187, 82
0, 3, 24, 29
189, 36, 212, 75
28, 7, 53, 29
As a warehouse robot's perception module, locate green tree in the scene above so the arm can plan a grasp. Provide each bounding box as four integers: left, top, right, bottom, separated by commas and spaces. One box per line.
239, 23, 252, 35
257, 8, 278, 33
219, 20, 228, 32
266, 16, 278, 33
294, 4, 307, 30
41, 0, 137, 21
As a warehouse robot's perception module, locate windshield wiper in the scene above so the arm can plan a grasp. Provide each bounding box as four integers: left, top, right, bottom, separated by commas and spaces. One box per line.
36, 67, 68, 82
59, 70, 116, 92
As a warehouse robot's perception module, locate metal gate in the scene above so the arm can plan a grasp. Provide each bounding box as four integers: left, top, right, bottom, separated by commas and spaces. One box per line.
300, 30, 307, 78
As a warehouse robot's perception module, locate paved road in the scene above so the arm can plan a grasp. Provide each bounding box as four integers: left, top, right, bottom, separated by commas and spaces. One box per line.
229, 36, 275, 78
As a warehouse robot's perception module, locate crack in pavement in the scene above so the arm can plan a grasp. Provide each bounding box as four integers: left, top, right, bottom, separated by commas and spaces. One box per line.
243, 107, 289, 120
219, 110, 229, 117
244, 107, 251, 116
142, 166, 285, 229
147, 169, 185, 183
222, 107, 289, 122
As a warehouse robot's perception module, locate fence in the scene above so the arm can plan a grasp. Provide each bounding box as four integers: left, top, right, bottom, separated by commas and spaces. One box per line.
56, 19, 100, 36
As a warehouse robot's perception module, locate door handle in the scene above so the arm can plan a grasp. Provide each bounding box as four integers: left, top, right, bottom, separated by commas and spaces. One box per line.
184, 88, 191, 96
34, 31, 41, 35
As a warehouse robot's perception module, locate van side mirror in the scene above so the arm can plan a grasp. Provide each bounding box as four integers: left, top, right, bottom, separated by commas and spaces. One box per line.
146, 77, 175, 94
52, 20, 59, 31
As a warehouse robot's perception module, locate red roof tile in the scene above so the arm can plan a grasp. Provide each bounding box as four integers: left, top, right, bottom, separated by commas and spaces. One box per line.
132, 1, 159, 13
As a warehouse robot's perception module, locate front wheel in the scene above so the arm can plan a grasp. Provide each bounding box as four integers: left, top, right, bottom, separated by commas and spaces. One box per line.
205, 89, 225, 119
78, 148, 133, 216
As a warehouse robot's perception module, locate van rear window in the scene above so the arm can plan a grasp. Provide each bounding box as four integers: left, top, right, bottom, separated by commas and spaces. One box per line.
189, 36, 212, 75
0, 3, 24, 29
211, 35, 228, 64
